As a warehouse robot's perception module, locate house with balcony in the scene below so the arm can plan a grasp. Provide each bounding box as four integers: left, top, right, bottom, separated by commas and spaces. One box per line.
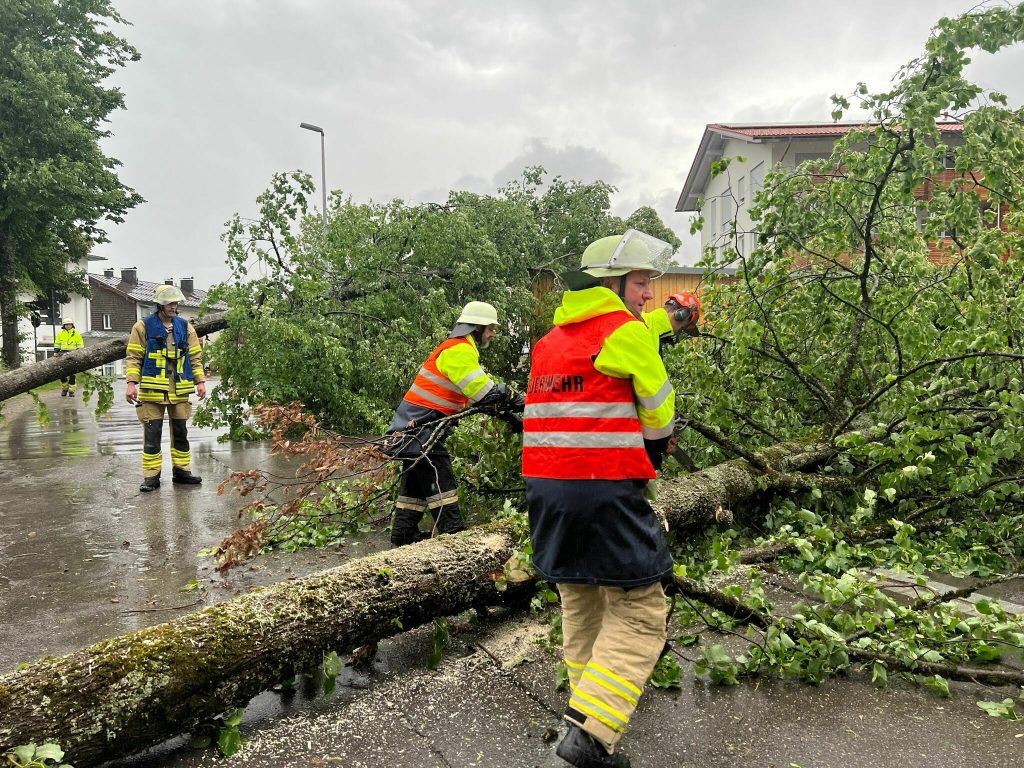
674, 121, 972, 261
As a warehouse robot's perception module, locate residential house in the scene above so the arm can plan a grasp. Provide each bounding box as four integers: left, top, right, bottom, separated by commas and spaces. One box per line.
675, 121, 970, 261
14, 255, 104, 364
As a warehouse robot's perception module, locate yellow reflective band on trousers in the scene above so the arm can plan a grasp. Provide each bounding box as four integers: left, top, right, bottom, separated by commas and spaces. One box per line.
582, 662, 641, 706
142, 451, 162, 470
395, 496, 428, 512
170, 448, 190, 468
568, 688, 628, 732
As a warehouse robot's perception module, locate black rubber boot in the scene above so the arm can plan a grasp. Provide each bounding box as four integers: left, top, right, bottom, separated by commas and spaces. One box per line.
433, 503, 466, 535
172, 466, 202, 485
61, 389, 68, 397
390, 508, 426, 546
556, 725, 629, 768
139, 475, 161, 493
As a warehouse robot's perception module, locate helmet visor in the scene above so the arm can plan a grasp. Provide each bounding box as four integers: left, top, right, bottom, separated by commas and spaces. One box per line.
583, 229, 673, 278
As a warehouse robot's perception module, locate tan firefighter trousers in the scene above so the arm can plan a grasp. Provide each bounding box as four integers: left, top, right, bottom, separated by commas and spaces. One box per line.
558, 580, 667, 752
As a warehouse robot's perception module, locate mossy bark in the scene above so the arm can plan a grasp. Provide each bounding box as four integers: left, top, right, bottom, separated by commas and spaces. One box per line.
0, 312, 228, 403
0, 525, 516, 767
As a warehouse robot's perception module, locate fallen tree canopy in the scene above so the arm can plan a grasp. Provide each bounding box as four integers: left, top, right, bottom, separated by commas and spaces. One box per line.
0, 311, 228, 403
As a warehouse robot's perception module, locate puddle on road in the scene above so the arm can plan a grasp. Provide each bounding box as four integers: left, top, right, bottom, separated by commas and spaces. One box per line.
0, 381, 228, 461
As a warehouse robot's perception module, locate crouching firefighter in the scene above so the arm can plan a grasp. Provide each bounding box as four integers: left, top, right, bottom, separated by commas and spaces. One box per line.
383, 300, 523, 546
125, 284, 207, 492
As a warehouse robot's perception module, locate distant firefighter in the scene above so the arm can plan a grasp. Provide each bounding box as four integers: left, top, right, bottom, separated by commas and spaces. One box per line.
54, 319, 84, 396
125, 284, 207, 492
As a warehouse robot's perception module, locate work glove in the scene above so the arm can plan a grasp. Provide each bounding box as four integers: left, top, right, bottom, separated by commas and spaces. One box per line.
479, 382, 509, 408
497, 411, 524, 434
480, 383, 523, 413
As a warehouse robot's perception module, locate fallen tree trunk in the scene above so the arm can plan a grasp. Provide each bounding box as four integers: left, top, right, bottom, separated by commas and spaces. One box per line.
0, 311, 229, 403
0, 524, 517, 767
0, 437, 853, 765
655, 437, 841, 528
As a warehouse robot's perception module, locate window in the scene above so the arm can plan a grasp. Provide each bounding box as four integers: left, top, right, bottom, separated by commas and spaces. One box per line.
750, 162, 765, 194
737, 176, 747, 204
703, 203, 715, 239
721, 195, 735, 230
943, 149, 956, 169
916, 204, 928, 234
980, 200, 1001, 229
102, 314, 112, 330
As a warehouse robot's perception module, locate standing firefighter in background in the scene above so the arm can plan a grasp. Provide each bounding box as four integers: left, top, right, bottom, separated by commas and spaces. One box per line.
524, 230, 676, 768
54, 319, 84, 396
384, 300, 523, 546
125, 284, 206, 492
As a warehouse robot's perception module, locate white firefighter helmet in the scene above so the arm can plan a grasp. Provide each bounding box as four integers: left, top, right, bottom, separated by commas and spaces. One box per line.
61, 318, 74, 328
456, 301, 499, 327
154, 284, 186, 305
563, 229, 673, 289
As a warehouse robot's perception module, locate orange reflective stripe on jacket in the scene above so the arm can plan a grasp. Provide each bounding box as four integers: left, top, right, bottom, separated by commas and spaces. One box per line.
402, 337, 472, 415
523, 310, 656, 480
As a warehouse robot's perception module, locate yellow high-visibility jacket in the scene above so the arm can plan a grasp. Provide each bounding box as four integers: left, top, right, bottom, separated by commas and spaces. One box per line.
54, 328, 84, 352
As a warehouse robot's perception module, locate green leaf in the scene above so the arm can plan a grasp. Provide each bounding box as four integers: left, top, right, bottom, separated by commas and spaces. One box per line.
223, 708, 245, 728
322, 650, 343, 678
977, 698, 1019, 720
218, 727, 244, 757
34, 744, 65, 762
871, 662, 888, 687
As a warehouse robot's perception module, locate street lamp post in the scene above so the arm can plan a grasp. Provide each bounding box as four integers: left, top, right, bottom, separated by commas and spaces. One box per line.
299, 122, 328, 231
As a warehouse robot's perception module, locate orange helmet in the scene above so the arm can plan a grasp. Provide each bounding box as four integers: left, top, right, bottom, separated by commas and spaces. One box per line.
665, 292, 701, 336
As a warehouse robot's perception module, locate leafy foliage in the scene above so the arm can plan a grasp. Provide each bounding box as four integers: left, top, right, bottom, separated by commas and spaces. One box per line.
0, 0, 142, 367
199, 168, 679, 437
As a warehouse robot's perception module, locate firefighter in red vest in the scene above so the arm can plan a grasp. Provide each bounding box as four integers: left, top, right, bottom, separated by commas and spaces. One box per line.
524, 230, 676, 767
384, 300, 521, 546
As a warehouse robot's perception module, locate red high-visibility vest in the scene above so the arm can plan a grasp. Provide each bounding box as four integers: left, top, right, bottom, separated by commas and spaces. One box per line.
402, 338, 472, 415
523, 311, 655, 480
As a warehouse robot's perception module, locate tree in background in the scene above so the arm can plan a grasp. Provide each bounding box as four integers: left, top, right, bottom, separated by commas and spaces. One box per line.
200, 167, 680, 437
0, 0, 142, 368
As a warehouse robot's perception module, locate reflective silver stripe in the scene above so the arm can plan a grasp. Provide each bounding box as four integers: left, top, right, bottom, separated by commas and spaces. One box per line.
419, 367, 462, 394
525, 401, 637, 419
396, 496, 428, 511
426, 489, 458, 508
408, 383, 461, 410
457, 368, 486, 391
426, 489, 458, 503
468, 379, 494, 403
522, 432, 644, 449
636, 379, 673, 411
642, 422, 675, 440
582, 668, 639, 706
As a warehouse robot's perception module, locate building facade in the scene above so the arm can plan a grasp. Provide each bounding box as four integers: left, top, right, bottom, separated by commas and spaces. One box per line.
675, 121, 968, 260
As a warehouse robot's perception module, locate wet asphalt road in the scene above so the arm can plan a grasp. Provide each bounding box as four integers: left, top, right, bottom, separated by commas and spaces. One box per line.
1, 381, 1022, 767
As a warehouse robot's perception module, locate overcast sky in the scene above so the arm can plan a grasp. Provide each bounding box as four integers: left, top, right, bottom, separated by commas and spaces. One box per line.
93, 0, 1024, 288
